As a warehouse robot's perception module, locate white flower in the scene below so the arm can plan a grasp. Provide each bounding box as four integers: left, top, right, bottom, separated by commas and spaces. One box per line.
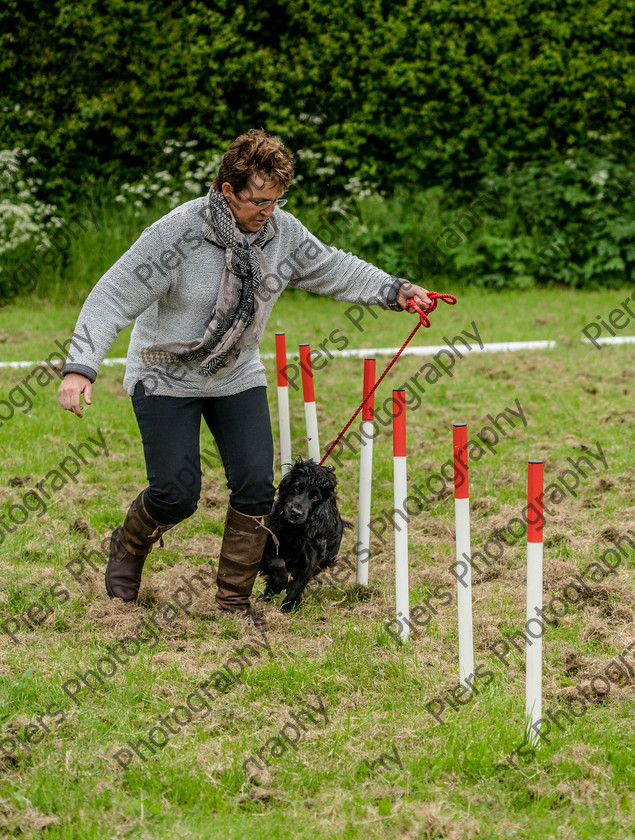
295, 149, 321, 161
590, 170, 608, 186
344, 176, 362, 191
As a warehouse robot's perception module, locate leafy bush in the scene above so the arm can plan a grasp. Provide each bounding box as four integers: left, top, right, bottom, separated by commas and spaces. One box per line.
435, 152, 635, 288
0, 0, 632, 207
295, 152, 635, 289
0, 147, 62, 305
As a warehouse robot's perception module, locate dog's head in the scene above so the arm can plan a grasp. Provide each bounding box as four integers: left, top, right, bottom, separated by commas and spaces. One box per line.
277, 458, 338, 531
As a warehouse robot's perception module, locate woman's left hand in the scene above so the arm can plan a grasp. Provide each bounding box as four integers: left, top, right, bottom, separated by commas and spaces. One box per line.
395, 281, 432, 311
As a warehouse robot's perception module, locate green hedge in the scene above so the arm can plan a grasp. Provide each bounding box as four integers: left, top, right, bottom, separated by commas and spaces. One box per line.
292, 152, 635, 289
0, 0, 633, 204
2, 150, 631, 307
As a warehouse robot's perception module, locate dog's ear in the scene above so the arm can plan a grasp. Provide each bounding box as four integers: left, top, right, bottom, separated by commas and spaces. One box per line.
307, 492, 340, 540
316, 463, 337, 490
276, 468, 296, 498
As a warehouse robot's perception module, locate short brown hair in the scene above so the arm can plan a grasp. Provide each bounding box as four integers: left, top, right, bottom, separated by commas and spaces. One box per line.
212, 128, 294, 195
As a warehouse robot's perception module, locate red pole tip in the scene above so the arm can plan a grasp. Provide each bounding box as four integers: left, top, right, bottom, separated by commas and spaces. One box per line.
275, 333, 287, 386
299, 344, 315, 402
393, 390, 406, 456
527, 461, 544, 543
362, 358, 376, 420
453, 423, 469, 498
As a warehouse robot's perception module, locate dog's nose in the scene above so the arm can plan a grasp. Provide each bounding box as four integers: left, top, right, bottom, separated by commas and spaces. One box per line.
290, 506, 303, 518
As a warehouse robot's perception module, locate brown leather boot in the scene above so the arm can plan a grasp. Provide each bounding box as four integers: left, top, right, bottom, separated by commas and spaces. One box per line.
215, 505, 270, 630
105, 490, 175, 602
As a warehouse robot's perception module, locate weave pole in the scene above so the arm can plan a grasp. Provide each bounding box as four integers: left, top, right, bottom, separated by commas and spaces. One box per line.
453, 423, 474, 686
356, 359, 376, 586
393, 390, 409, 641
299, 344, 320, 461
526, 460, 544, 745
276, 334, 292, 477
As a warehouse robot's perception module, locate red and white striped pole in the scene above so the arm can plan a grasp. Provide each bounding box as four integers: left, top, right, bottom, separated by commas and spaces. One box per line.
393, 390, 409, 641
276, 334, 292, 476
357, 359, 376, 586
453, 423, 474, 686
299, 344, 320, 462
526, 460, 544, 744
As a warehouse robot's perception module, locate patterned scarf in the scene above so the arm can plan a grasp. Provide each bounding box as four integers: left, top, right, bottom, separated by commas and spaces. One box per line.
140, 188, 272, 376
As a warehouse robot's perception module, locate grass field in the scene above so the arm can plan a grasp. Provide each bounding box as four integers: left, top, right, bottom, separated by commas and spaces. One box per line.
0, 286, 633, 839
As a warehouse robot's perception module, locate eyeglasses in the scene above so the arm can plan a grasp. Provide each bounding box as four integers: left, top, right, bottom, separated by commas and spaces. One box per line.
239, 194, 288, 209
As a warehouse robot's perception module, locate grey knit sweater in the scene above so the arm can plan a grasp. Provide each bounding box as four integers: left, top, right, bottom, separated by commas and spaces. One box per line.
62, 197, 405, 397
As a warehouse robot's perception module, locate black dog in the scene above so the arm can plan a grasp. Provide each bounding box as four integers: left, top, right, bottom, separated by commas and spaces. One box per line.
259, 459, 350, 612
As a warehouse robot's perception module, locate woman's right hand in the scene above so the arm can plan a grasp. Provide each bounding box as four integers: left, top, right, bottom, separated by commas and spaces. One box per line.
58, 373, 93, 418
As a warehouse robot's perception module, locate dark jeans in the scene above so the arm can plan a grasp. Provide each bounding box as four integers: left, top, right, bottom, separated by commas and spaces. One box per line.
131, 381, 275, 524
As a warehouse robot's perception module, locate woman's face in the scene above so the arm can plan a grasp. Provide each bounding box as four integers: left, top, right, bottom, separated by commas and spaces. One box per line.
221, 174, 285, 233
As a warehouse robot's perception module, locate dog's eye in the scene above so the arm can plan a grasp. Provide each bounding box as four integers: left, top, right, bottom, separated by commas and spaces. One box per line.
311, 494, 319, 501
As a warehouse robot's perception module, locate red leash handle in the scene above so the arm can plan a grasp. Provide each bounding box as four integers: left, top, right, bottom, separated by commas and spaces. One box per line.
320, 291, 457, 465
405, 292, 457, 327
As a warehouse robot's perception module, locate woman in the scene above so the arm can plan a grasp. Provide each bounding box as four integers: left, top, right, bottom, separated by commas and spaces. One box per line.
58, 129, 430, 629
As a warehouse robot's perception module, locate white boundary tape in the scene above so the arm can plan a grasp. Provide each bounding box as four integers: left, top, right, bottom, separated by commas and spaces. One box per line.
0, 335, 633, 369
581, 335, 635, 346
290, 340, 557, 357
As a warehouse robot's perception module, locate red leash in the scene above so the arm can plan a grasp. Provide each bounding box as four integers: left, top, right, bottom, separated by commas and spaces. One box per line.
320, 292, 457, 465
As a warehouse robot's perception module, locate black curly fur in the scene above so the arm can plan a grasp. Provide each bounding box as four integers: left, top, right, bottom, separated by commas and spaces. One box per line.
259, 458, 351, 612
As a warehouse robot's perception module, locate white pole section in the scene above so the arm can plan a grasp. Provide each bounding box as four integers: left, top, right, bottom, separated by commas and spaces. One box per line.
299, 344, 320, 462
393, 390, 409, 642
526, 460, 544, 745
357, 358, 376, 586
453, 423, 474, 688
275, 333, 292, 477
